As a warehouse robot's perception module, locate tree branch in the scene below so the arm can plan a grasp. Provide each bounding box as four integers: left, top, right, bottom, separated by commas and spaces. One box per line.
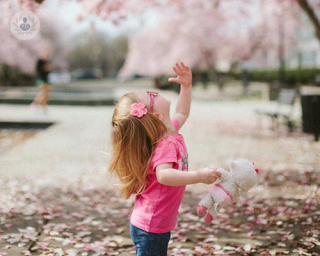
296, 0, 320, 43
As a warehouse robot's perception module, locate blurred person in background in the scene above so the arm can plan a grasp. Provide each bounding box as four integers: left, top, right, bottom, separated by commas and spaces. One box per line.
31, 50, 52, 113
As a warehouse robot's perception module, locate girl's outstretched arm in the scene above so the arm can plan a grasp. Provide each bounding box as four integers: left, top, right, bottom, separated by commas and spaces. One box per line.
168, 62, 192, 129
156, 163, 221, 186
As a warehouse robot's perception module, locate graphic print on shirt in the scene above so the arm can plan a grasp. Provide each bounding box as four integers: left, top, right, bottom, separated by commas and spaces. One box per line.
177, 141, 188, 171
183, 154, 188, 171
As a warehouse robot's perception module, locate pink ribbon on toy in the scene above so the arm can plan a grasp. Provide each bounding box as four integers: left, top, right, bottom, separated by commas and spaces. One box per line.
215, 184, 233, 202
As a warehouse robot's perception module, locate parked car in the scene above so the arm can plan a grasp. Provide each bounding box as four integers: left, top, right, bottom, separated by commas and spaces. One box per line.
48, 70, 71, 84
71, 68, 103, 80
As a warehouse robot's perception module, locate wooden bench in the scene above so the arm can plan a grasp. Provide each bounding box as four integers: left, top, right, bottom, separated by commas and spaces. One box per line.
255, 88, 298, 132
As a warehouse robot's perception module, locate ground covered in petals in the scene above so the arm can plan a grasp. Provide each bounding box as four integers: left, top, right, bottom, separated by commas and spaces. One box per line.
1, 166, 319, 256
1, 93, 320, 255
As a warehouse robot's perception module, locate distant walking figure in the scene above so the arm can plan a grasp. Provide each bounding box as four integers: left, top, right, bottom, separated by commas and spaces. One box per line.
31, 51, 52, 113
241, 69, 250, 95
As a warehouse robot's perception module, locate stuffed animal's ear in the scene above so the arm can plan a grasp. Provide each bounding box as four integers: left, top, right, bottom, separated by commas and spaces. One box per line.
252, 162, 259, 174
228, 160, 236, 170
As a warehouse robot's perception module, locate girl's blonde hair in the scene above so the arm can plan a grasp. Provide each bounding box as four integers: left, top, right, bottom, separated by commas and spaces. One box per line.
108, 92, 168, 199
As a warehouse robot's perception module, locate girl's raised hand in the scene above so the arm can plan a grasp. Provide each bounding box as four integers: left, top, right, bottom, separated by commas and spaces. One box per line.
168, 62, 192, 87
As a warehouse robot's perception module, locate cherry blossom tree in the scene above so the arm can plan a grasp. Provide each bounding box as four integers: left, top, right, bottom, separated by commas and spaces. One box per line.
0, 1, 66, 78
5, 0, 320, 40
74, 0, 320, 48
119, 0, 297, 78
0, 2, 45, 74
2, 0, 320, 77
240, 0, 299, 71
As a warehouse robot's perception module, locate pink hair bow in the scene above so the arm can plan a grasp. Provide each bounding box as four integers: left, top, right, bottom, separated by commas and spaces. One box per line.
130, 102, 147, 117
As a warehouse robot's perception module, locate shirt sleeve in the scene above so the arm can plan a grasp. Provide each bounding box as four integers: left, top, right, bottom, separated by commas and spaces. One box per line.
171, 119, 180, 132
150, 139, 178, 173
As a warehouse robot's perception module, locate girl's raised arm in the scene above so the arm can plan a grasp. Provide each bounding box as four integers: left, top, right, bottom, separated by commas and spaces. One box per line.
168, 62, 192, 129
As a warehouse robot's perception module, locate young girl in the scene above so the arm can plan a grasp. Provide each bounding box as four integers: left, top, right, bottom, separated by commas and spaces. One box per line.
108, 62, 221, 256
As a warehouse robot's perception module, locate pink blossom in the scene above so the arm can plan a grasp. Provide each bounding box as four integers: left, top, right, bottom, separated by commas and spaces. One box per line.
37, 242, 48, 250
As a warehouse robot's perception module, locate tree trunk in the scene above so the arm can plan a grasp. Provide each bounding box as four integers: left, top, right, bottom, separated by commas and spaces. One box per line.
296, 0, 320, 43
1, 65, 10, 87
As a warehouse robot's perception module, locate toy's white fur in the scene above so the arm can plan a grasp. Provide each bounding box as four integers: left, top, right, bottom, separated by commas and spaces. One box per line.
197, 158, 258, 223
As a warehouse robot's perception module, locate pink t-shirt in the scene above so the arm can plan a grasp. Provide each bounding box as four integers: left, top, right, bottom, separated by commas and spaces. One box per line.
130, 119, 188, 233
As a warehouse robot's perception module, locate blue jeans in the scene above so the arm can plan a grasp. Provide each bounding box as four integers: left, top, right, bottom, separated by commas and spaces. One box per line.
130, 223, 171, 256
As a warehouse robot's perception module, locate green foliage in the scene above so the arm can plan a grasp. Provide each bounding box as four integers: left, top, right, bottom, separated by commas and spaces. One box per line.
229, 68, 320, 85
67, 32, 129, 77
0, 65, 35, 87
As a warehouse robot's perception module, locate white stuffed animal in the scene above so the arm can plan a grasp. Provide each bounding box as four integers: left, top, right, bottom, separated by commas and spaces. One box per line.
197, 158, 259, 223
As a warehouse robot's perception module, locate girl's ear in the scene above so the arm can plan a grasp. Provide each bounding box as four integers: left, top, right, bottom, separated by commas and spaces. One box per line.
153, 112, 163, 120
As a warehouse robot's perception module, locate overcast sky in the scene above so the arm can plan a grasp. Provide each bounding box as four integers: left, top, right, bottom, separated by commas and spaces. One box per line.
40, 0, 159, 40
